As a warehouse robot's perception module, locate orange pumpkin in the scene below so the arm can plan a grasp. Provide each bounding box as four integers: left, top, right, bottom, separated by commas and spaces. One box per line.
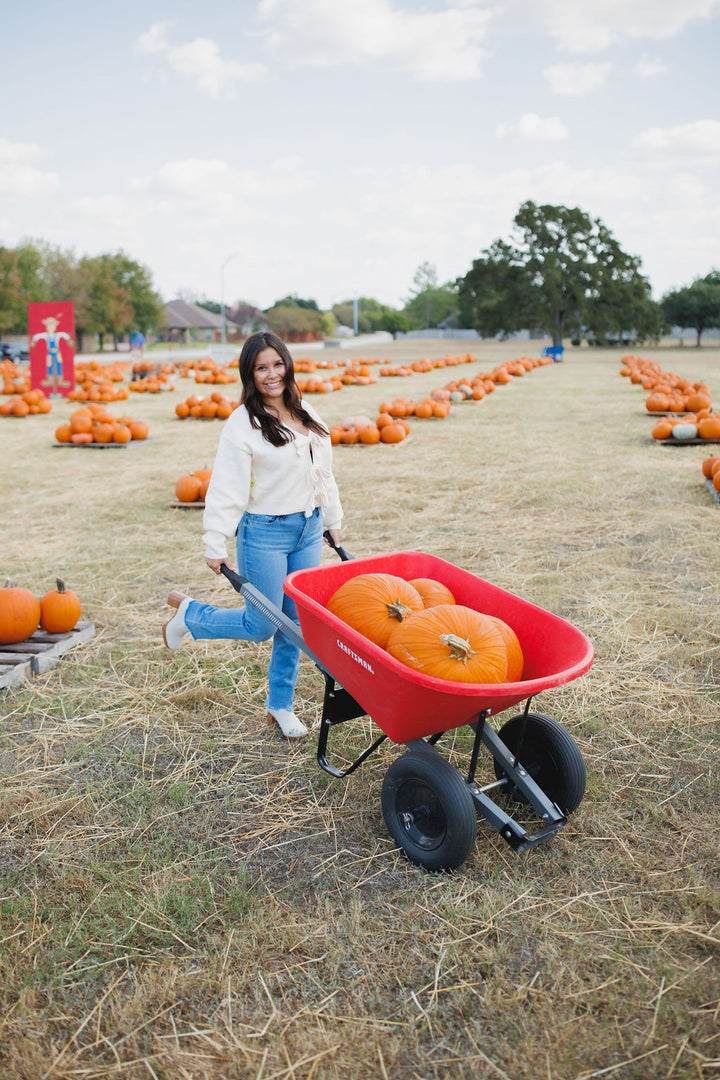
486, 615, 524, 682
685, 392, 712, 413
651, 420, 674, 440
113, 425, 132, 444
359, 425, 381, 444
408, 578, 456, 608
386, 605, 508, 684
40, 578, 82, 633
698, 416, 720, 440
70, 409, 93, 434
380, 423, 406, 443
175, 475, 203, 502
0, 584, 41, 645
129, 421, 149, 440
92, 422, 114, 444
327, 573, 424, 648
701, 455, 720, 478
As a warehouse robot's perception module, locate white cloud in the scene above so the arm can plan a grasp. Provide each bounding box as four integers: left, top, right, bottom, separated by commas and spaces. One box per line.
538, 0, 720, 53
496, 113, 569, 141
634, 119, 720, 159
133, 22, 266, 98
51, 154, 717, 307
543, 61, 611, 95
634, 54, 668, 79
134, 21, 172, 54
0, 139, 59, 197
129, 156, 315, 222
256, 0, 493, 81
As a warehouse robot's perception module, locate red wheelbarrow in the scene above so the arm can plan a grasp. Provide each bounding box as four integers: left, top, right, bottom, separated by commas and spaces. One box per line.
221, 542, 593, 871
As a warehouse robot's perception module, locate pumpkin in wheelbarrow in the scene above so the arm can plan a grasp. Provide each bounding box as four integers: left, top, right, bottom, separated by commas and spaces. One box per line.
386, 604, 510, 684
327, 572, 424, 648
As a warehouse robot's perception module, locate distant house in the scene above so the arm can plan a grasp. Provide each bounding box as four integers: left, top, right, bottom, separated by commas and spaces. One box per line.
157, 299, 241, 344
229, 304, 269, 335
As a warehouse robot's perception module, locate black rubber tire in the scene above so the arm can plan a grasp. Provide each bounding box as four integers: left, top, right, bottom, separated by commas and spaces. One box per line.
492, 712, 586, 814
381, 750, 477, 871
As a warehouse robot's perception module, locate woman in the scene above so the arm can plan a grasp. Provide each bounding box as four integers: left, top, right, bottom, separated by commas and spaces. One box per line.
163, 331, 343, 740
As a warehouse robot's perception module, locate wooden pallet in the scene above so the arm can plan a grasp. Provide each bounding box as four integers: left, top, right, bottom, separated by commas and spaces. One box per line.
657, 438, 720, 446
0, 620, 95, 690
705, 479, 720, 506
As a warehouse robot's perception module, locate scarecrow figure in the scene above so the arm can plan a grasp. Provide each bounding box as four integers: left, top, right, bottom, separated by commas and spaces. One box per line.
31, 315, 74, 389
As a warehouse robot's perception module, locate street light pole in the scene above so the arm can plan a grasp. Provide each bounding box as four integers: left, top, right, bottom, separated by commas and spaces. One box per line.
221, 253, 238, 346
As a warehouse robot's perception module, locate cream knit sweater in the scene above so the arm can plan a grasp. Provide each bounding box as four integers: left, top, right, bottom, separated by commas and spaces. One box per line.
202, 401, 343, 560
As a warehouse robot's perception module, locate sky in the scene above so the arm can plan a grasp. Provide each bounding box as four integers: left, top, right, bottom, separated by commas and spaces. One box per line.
2, 0, 719, 313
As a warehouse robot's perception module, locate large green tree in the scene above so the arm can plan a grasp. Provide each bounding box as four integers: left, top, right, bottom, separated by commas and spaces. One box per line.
106, 252, 163, 336
458, 201, 660, 346
80, 255, 134, 351
662, 272, 720, 346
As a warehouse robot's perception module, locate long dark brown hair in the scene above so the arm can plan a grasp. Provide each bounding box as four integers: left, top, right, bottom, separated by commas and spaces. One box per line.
238, 331, 327, 446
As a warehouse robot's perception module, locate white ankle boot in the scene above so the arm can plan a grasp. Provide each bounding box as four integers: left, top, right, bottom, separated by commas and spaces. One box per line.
162, 596, 191, 649
266, 708, 309, 740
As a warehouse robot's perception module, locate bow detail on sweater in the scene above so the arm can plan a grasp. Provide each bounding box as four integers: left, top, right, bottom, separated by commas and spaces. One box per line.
298, 435, 332, 516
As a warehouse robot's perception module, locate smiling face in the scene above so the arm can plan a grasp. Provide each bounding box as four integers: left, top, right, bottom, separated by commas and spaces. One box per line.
253, 347, 286, 405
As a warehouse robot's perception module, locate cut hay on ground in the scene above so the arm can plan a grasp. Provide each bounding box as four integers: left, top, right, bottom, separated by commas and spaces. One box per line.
1, 339, 718, 1079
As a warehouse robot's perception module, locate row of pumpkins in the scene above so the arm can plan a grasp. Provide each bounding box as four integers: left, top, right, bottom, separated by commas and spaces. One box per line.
620, 355, 714, 417
0, 389, 53, 416
55, 406, 149, 444
651, 415, 720, 441
175, 392, 239, 420
326, 573, 523, 685
0, 579, 82, 645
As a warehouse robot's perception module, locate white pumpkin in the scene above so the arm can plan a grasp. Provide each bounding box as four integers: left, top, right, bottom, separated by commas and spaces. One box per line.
672, 423, 698, 440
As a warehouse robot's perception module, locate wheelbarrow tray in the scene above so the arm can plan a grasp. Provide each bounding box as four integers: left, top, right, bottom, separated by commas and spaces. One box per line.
284, 551, 593, 743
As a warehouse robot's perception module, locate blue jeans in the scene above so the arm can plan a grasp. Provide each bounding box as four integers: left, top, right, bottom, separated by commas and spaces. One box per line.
184, 509, 322, 712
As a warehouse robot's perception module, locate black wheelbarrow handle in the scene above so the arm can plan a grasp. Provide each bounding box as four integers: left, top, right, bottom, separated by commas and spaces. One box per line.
323, 530, 354, 561
219, 563, 334, 674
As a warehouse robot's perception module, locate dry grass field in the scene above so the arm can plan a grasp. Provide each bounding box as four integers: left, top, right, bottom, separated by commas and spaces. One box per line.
1, 338, 718, 1080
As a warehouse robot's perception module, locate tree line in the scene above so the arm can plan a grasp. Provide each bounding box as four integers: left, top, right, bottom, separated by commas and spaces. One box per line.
0, 242, 164, 350
456, 201, 720, 347
2, 206, 719, 349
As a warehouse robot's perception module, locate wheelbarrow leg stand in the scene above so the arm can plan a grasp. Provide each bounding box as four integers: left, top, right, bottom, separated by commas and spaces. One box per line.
316, 672, 387, 779
474, 723, 568, 850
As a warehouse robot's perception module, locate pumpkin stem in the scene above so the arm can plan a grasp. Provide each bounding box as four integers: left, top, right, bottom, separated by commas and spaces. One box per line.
56, 578, 66, 594
385, 601, 414, 622
440, 633, 475, 664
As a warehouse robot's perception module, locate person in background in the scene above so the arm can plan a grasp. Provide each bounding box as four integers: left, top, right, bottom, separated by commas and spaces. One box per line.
130, 330, 146, 358
162, 331, 343, 740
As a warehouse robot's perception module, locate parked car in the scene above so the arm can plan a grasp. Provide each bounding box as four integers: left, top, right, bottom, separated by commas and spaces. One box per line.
0, 342, 29, 363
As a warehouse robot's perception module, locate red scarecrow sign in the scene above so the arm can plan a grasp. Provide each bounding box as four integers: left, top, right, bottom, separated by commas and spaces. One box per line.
28, 302, 75, 397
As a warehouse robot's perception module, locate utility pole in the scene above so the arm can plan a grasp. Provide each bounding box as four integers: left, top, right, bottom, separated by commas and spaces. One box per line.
221, 253, 238, 345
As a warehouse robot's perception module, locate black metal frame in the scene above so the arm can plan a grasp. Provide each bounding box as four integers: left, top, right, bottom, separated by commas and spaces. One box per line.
313, 674, 567, 851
